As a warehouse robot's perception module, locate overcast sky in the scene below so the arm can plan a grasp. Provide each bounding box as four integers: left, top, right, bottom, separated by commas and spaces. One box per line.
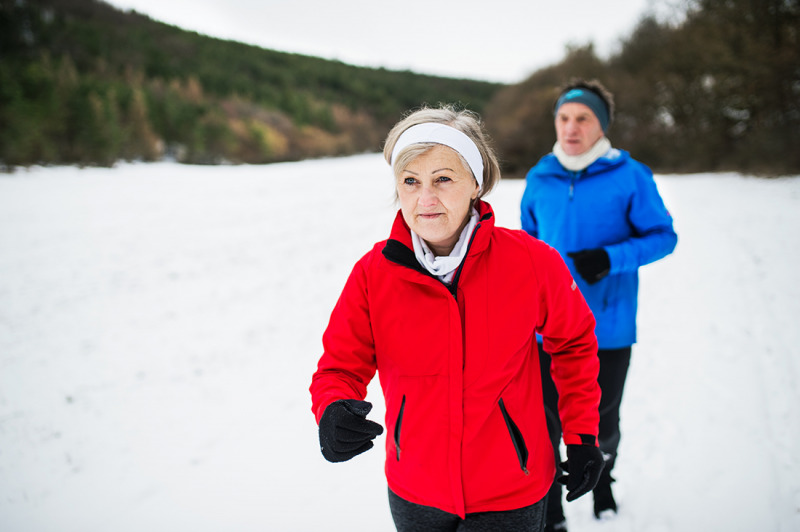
103, 0, 665, 84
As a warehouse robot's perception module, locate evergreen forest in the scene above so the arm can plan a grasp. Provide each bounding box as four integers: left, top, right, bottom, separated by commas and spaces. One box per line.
2, 0, 798, 175
0, 0, 501, 167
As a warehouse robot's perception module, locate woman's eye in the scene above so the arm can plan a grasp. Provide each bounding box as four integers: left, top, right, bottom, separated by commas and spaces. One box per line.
403, 177, 417, 185
436, 176, 452, 183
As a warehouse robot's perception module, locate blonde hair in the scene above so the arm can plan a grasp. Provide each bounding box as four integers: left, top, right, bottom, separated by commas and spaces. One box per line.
383, 105, 501, 198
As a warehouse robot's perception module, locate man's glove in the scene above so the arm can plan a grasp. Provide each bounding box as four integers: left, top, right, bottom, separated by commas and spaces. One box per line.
567, 248, 610, 284
557, 444, 605, 502
318, 399, 384, 463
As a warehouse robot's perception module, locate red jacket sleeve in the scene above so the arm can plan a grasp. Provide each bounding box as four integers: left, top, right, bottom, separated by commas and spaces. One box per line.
309, 252, 378, 424
533, 242, 601, 446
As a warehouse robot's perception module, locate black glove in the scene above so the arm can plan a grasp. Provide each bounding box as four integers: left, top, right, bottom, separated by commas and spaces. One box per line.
319, 399, 384, 463
557, 444, 605, 502
567, 248, 610, 284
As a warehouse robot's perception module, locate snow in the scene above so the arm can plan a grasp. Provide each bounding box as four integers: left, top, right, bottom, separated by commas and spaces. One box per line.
1, 155, 799, 531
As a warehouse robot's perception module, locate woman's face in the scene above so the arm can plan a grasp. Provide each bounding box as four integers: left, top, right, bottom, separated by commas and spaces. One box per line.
555, 102, 605, 156
397, 144, 480, 256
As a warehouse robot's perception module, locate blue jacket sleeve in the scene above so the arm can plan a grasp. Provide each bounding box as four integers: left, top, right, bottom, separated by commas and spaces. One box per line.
605, 167, 677, 274
520, 169, 539, 238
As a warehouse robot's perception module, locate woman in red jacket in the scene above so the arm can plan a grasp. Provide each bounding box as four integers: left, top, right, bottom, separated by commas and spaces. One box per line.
310, 105, 604, 531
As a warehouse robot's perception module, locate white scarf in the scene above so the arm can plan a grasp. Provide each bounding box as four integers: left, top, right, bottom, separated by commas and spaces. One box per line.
411, 208, 479, 285
553, 137, 612, 172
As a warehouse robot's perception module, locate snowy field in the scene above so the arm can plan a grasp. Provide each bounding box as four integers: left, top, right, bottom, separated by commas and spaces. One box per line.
1, 154, 799, 532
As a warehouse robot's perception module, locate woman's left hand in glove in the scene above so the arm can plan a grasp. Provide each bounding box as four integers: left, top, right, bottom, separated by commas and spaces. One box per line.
557, 444, 605, 502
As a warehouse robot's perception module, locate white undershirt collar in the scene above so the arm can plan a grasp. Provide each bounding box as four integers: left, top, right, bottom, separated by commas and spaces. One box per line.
411, 207, 479, 285
553, 137, 612, 172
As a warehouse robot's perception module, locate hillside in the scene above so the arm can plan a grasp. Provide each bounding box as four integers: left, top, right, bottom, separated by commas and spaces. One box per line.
0, 0, 502, 167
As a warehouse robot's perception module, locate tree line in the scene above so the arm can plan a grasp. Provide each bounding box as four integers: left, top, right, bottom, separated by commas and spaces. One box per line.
486, 0, 799, 176
1, 0, 798, 175
0, 0, 500, 167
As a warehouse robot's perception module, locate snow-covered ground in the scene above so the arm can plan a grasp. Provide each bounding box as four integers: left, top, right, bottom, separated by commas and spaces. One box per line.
1, 155, 798, 532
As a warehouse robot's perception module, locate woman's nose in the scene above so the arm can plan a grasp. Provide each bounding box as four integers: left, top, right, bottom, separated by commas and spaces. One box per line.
418, 183, 438, 206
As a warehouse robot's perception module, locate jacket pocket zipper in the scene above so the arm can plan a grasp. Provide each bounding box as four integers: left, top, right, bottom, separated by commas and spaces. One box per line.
394, 395, 406, 461
499, 398, 530, 475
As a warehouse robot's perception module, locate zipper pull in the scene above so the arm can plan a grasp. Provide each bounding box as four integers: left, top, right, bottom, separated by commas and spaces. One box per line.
569, 170, 580, 200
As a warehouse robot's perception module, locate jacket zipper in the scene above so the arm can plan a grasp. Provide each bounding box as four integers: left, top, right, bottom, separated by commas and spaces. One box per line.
568, 171, 581, 200
498, 398, 530, 475
394, 395, 406, 461
448, 214, 489, 299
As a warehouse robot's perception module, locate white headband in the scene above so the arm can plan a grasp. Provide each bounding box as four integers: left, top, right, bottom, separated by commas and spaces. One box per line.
390, 123, 484, 187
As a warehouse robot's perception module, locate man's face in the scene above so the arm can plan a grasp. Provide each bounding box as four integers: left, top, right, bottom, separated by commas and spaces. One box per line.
555, 102, 605, 156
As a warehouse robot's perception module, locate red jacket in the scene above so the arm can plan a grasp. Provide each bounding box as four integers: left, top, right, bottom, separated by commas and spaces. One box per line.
310, 200, 600, 517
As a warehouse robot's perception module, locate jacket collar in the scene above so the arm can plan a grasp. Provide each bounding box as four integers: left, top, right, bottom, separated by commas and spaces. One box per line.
538, 147, 629, 177
383, 200, 495, 272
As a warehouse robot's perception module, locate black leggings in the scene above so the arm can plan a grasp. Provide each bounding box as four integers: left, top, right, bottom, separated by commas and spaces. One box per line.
538, 344, 631, 518
388, 489, 545, 532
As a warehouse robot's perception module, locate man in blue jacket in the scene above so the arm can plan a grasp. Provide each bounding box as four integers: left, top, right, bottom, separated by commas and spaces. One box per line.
521, 79, 677, 531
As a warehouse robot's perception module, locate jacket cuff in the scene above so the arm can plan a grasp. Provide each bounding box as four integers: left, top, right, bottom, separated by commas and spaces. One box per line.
563, 432, 598, 446
314, 400, 335, 425
604, 245, 620, 275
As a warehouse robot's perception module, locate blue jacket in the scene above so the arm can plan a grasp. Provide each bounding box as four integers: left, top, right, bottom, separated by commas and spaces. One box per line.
521, 148, 677, 349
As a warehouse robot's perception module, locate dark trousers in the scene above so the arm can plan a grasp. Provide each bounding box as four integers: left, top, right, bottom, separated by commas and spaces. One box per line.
537, 343, 631, 521
388, 488, 545, 532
